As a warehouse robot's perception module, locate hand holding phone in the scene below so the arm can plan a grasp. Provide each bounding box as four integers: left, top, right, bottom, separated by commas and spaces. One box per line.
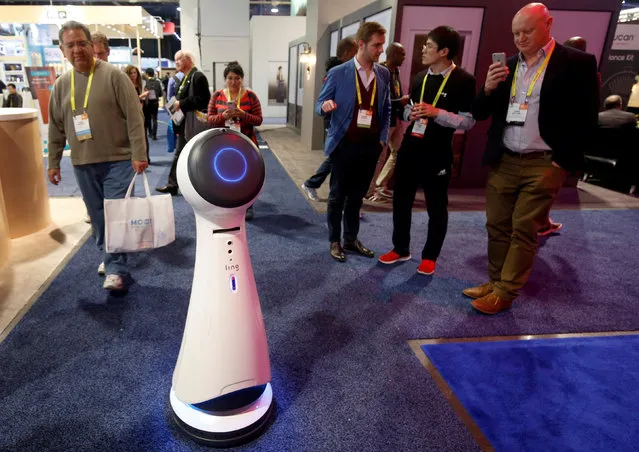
492, 52, 506, 66
485, 52, 510, 95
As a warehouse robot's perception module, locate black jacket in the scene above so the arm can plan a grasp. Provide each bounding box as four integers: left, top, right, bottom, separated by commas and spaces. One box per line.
176, 67, 210, 113
472, 43, 599, 172
401, 66, 476, 169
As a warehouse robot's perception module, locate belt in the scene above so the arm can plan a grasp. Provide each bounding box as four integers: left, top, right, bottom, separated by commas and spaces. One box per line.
503, 149, 552, 160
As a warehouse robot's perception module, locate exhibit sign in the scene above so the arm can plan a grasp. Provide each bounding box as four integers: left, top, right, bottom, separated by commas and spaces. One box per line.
25, 66, 56, 154
601, 24, 639, 107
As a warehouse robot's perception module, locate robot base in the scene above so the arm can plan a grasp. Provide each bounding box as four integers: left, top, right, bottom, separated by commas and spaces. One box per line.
170, 384, 275, 448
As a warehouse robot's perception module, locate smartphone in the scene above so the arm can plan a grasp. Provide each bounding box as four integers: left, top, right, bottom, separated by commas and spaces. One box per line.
492, 52, 506, 66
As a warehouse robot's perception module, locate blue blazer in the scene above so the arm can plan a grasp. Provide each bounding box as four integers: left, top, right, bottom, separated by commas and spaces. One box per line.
315, 59, 391, 156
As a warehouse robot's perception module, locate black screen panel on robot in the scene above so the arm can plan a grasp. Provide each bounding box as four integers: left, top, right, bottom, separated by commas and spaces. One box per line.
187, 130, 265, 208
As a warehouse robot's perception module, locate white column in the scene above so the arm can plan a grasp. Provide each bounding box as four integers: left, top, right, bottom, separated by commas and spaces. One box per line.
180, 0, 250, 89
136, 27, 141, 69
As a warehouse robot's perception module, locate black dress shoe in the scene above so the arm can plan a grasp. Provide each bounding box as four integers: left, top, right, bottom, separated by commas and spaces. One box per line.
330, 242, 346, 262
344, 239, 374, 258
245, 206, 254, 221
156, 185, 178, 195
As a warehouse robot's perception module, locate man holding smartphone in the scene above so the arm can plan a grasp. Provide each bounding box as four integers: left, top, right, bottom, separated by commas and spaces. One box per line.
467, 2, 599, 314
378, 26, 476, 276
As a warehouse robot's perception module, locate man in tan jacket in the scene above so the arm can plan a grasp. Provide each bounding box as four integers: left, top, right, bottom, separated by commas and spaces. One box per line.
48, 20, 147, 292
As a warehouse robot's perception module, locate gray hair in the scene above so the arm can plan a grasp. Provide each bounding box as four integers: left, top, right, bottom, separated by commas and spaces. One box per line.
175, 50, 196, 65
91, 32, 109, 50
58, 21, 91, 44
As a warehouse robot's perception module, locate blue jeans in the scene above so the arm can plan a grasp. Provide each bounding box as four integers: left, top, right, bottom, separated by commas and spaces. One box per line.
167, 120, 176, 153
74, 160, 134, 276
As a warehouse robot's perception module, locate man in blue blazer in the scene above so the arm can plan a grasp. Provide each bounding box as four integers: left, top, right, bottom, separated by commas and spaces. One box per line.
316, 21, 392, 262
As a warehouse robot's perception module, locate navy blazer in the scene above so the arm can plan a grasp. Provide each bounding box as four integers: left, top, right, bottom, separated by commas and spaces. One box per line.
472, 43, 599, 172
315, 59, 392, 156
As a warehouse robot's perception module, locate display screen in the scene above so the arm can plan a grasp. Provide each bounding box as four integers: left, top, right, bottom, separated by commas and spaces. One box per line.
187, 129, 265, 208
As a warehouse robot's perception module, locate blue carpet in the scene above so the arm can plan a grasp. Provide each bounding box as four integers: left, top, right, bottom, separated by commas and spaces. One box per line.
421, 335, 639, 451
2, 118, 639, 450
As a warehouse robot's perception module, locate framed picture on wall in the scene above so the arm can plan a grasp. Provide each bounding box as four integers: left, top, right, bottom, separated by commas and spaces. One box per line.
341, 21, 360, 40
268, 61, 288, 106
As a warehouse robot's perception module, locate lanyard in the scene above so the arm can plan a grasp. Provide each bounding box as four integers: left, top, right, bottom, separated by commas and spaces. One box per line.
419, 64, 455, 107
354, 64, 377, 109
224, 88, 243, 108
177, 67, 194, 96
70, 60, 95, 113
510, 41, 556, 102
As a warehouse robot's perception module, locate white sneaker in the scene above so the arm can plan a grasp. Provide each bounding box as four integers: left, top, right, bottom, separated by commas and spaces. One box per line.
103, 274, 125, 291
97, 262, 105, 276
301, 183, 320, 202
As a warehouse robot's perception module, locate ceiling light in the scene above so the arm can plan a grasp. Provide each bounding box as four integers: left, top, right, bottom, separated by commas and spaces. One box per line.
271, 7, 279, 13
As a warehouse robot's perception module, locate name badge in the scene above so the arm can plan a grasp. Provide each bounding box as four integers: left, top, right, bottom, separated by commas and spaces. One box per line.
228, 120, 241, 133
506, 103, 528, 125
357, 109, 373, 128
411, 119, 428, 138
73, 113, 93, 141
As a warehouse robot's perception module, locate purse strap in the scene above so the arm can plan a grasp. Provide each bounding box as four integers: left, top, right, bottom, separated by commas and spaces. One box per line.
124, 171, 151, 199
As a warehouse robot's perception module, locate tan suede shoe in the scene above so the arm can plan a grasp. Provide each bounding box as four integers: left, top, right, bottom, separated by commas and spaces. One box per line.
462, 282, 493, 299
471, 293, 513, 315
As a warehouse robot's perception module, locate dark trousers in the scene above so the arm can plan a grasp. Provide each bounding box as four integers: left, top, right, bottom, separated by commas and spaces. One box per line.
327, 139, 381, 243
167, 124, 188, 188
305, 158, 332, 189
392, 144, 451, 261
144, 101, 159, 138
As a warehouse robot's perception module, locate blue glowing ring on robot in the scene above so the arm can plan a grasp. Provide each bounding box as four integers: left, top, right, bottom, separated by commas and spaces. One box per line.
213, 147, 248, 183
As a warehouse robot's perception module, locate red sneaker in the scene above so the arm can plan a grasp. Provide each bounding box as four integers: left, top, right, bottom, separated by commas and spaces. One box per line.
378, 250, 412, 265
417, 259, 436, 275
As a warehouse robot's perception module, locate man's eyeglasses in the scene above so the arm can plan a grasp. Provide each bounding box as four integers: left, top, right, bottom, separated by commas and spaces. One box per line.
423, 42, 438, 51
62, 41, 90, 50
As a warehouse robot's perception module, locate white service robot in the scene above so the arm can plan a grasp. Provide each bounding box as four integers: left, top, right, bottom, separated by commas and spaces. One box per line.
170, 128, 274, 447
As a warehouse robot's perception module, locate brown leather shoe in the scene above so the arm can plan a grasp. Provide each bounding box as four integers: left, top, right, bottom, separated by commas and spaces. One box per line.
330, 242, 346, 262
462, 282, 493, 299
471, 293, 512, 315
343, 239, 374, 258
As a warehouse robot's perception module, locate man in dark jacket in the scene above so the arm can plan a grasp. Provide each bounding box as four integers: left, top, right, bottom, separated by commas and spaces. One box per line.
143, 68, 163, 140
157, 51, 210, 195
465, 3, 599, 314
3, 83, 23, 108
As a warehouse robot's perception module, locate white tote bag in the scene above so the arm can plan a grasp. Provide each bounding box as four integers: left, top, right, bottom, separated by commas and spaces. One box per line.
104, 172, 175, 253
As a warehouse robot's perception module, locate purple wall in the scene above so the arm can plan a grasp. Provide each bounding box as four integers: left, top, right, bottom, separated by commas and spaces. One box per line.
394, 0, 623, 187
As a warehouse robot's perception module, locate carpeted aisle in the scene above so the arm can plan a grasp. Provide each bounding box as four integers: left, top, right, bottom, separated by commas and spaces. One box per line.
422, 335, 639, 451
1, 115, 639, 450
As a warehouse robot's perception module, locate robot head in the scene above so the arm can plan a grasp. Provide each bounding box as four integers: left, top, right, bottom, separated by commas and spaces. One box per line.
177, 129, 265, 218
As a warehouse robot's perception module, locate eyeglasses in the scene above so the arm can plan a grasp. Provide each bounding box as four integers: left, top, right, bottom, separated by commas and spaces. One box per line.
423, 42, 438, 51
63, 40, 90, 50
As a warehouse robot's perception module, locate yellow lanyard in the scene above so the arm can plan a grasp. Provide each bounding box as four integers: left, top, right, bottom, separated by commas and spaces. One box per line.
419, 64, 455, 106
70, 60, 95, 113
355, 64, 377, 109
510, 41, 556, 103
177, 67, 194, 96
224, 88, 243, 108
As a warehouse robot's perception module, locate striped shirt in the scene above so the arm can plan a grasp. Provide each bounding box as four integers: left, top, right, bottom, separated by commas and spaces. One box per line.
207, 88, 263, 143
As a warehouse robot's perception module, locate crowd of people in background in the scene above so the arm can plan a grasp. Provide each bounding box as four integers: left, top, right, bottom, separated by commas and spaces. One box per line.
29, 1, 639, 315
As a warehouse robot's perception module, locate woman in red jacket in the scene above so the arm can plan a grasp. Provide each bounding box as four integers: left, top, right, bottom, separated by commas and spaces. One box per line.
208, 61, 263, 219
207, 61, 263, 144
